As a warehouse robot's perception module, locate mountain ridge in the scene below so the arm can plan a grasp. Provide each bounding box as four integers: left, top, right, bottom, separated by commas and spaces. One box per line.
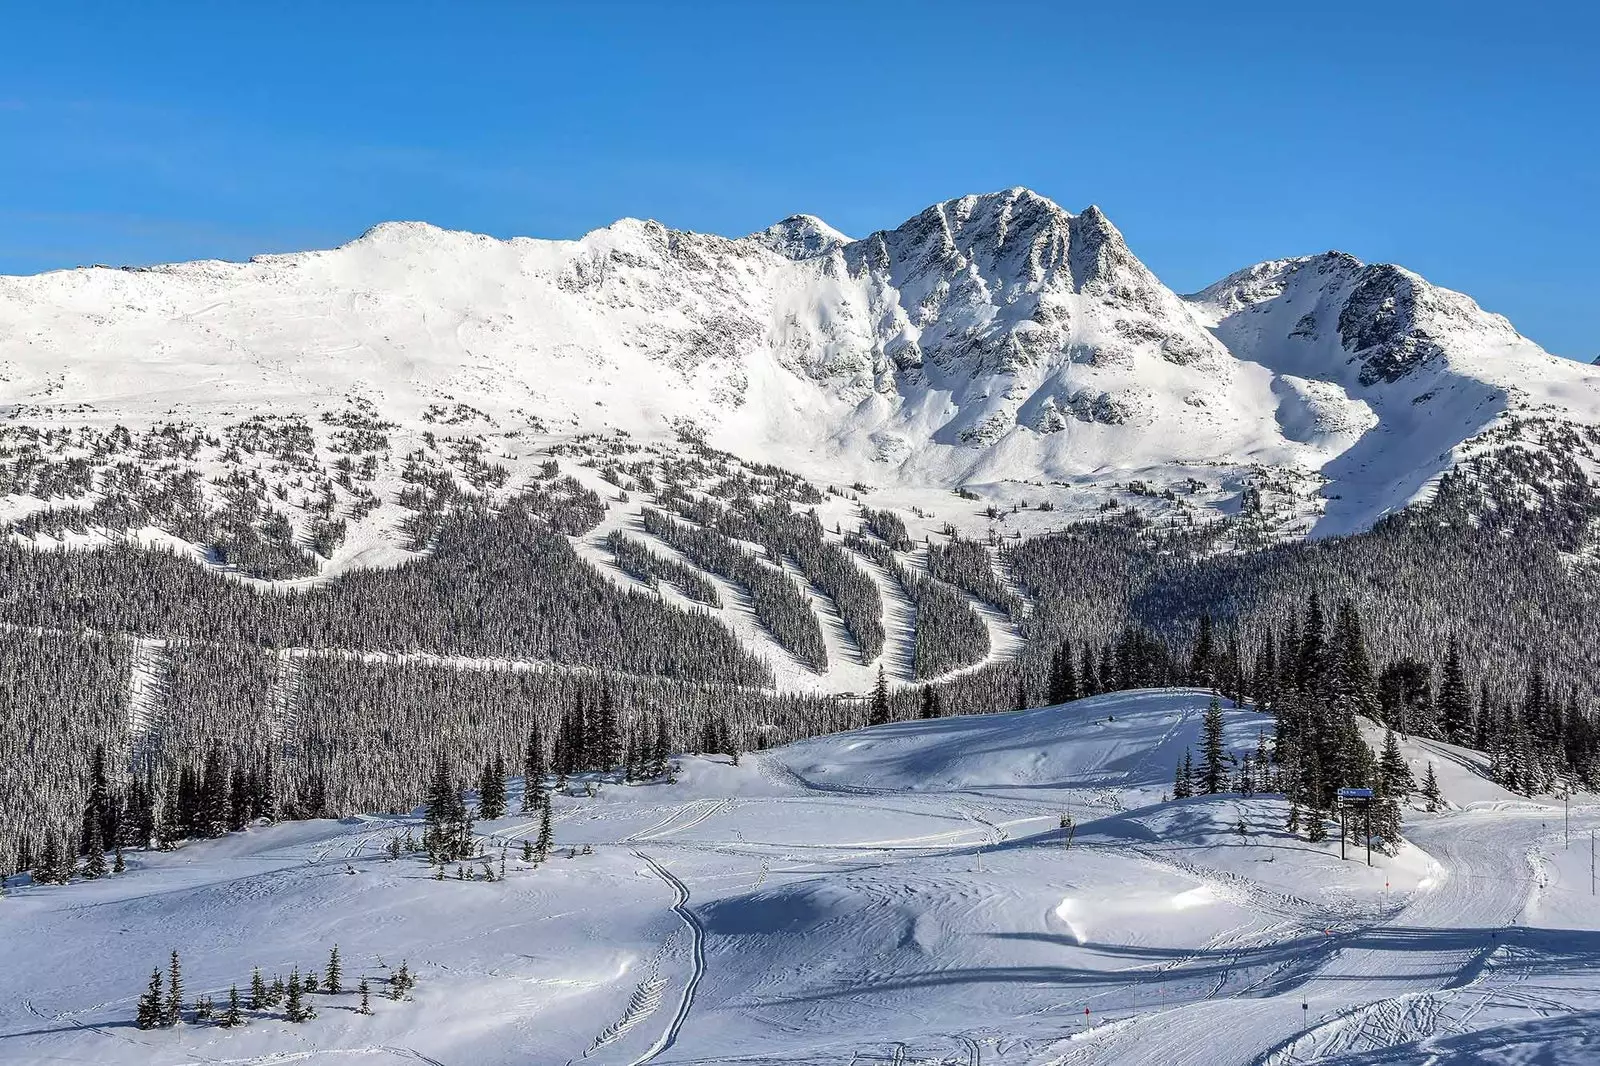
1, 187, 1595, 546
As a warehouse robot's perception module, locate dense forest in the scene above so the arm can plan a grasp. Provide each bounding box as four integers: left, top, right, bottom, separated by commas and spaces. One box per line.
4, 423, 1599, 879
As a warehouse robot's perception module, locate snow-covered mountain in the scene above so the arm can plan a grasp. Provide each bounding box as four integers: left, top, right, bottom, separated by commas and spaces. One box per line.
1, 187, 1595, 539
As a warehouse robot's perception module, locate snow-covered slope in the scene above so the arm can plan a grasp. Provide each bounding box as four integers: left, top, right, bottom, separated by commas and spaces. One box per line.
1, 188, 1597, 543
1188, 253, 1600, 534
7, 689, 1593, 1066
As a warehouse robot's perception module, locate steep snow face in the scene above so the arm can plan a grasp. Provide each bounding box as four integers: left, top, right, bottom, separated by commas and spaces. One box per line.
1188, 253, 1600, 534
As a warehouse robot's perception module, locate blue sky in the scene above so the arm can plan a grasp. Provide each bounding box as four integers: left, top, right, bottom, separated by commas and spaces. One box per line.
2, 3, 1594, 358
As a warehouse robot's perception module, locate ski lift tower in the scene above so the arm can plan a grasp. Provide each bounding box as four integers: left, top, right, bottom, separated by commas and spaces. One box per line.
1337, 787, 1374, 866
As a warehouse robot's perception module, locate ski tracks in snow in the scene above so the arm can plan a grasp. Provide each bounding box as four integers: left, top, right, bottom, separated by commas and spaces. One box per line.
627, 852, 708, 1066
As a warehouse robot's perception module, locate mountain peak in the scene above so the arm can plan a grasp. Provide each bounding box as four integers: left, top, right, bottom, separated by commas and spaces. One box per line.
749, 213, 851, 260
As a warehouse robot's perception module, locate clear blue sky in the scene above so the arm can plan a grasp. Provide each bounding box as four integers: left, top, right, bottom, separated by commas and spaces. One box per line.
2, 2, 1594, 358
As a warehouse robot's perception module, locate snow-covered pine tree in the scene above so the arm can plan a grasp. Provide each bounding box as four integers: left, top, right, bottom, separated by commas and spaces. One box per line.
220, 984, 242, 1027
358, 978, 372, 1014
326, 944, 342, 994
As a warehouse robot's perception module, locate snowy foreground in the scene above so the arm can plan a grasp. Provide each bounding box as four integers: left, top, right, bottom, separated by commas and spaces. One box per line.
5, 690, 1598, 1066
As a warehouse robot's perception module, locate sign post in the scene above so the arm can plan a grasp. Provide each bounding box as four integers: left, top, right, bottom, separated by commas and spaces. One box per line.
1336, 788, 1374, 866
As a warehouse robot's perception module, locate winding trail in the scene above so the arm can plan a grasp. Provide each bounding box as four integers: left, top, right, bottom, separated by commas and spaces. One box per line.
629, 851, 708, 1065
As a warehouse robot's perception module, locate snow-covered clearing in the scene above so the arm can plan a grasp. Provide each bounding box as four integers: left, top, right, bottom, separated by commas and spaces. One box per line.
4, 690, 1596, 1065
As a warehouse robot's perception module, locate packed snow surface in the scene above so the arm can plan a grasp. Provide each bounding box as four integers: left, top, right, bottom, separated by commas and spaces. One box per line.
4, 689, 1595, 1065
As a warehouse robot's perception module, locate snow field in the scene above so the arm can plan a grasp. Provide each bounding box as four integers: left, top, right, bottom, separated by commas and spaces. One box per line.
9, 690, 1589, 1064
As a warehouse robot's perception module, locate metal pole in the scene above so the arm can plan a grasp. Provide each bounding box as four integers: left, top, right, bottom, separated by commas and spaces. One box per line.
1564, 791, 1569, 848
1340, 806, 1346, 862
1365, 803, 1372, 867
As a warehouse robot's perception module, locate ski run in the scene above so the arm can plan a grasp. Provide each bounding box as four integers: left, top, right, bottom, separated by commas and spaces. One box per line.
5, 689, 1598, 1065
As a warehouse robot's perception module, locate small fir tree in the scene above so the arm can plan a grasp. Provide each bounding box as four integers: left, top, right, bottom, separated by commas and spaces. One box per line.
220, 985, 243, 1028
1420, 762, 1443, 812
136, 968, 164, 1029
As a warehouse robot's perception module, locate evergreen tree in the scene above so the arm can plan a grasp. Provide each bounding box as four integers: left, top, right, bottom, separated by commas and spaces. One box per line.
220, 984, 243, 1028
1378, 729, 1414, 797
1189, 614, 1215, 686
113, 846, 125, 874
36, 831, 62, 885
1201, 696, 1227, 794
1048, 642, 1078, 704
136, 968, 164, 1029
1421, 762, 1443, 812
595, 684, 622, 772
1173, 753, 1193, 799
536, 802, 553, 860
919, 685, 940, 720
164, 950, 184, 1027
1297, 593, 1327, 697
251, 967, 267, 1010
1439, 641, 1474, 744
326, 944, 342, 994
1331, 602, 1377, 719
285, 969, 311, 1022
358, 978, 372, 1015
1080, 645, 1100, 697
521, 721, 547, 812
82, 817, 106, 879
652, 713, 671, 779
869, 665, 891, 726
424, 754, 457, 855
478, 756, 506, 821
